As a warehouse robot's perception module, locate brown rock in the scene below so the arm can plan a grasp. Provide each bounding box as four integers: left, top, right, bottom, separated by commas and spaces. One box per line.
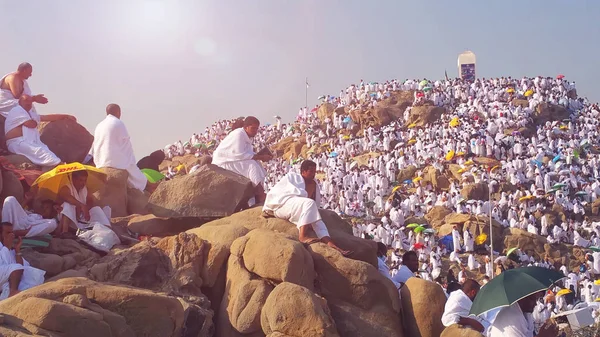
317, 103, 336, 122
0, 277, 213, 337
425, 206, 453, 224
440, 324, 484, 337
38, 119, 94, 163
503, 228, 547, 260
3, 154, 38, 170
93, 168, 129, 217
533, 102, 570, 126
21, 250, 64, 277
511, 98, 529, 108
460, 183, 490, 201
397, 165, 417, 182
0, 170, 23, 203
127, 214, 202, 236
327, 298, 404, 337
401, 277, 446, 337
406, 105, 445, 127
261, 283, 339, 337
148, 164, 254, 218
421, 166, 450, 190
126, 187, 149, 215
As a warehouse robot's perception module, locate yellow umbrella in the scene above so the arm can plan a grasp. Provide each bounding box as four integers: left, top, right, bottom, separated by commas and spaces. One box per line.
524, 90, 534, 97
559, 125, 568, 130
491, 165, 501, 172
445, 150, 455, 161
449, 117, 460, 127
456, 151, 465, 156
392, 186, 402, 193
457, 167, 467, 174
475, 233, 487, 245
176, 164, 186, 172
519, 195, 535, 202
32, 162, 107, 200
556, 289, 572, 297
408, 123, 417, 129
408, 139, 417, 145
465, 160, 474, 166
595, 297, 600, 302
506, 88, 515, 93
413, 177, 423, 183
342, 135, 350, 140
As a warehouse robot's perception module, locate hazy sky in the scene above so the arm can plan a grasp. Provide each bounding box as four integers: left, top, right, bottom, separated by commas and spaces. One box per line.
1, 0, 598, 157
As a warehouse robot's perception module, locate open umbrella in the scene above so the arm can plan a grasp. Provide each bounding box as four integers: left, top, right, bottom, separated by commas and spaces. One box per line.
414, 226, 426, 234
445, 150, 455, 161
406, 223, 420, 229
524, 90, 534, 97
422, 87, 432, 92
424, 228, 435, 234
589, 246, 600, 252
413, 177, 423, 183
32, 162, 107, 200
557, 74, 565, 79
392, 185, 402, 193
407, 123, 417, 129
475, 233, 487, 245
470, 266, 565, 316
141, 169, 166, 183
519, 195, 535, 202
193, 143, 206, 149
449, 117, 460, 127
408, 139, 417, 145
328, 152, 338, 158
419, 80, 428, 87
552, 155, 561, 163
556, 289, 572, 297
575, 191, 588, 196
506, 88, 515, 93
413, 242, 425, 250
506, 247, 520, 256
553, 183, 567, 189
594, 280, 600, 286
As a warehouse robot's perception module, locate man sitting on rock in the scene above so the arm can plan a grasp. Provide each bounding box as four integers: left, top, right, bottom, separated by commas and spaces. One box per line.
0, 222, 45, 299
262, 160, 351, 256
391, 250, 419, 286
90, 103, 148, 192
1, 193, 58, 237
0, 62, 48, 117
441, 278, 486, 333
56, 170, 111, 236
212, 116, 272, 205
4, 95, 74, 167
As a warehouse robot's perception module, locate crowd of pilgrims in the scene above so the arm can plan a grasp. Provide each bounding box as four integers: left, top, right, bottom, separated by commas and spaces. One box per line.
162, 75, 600, 316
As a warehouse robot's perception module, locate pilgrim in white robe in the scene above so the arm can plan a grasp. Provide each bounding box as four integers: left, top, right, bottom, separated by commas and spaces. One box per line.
0, 73, 34, 118
468, 254, 480, 271
60, 181, 111, 230
212, 128, 266, 187
263, 171, 329, 239
464, 230, 474, 252
442, 290, 485, 328
1, 196, 57, 237
91, 114, 147, 191
4, 105, 61, 166
0, 242, 45, 300
488, 302, 535, 337
452, 228, 462, 252
391, 264, 415, 285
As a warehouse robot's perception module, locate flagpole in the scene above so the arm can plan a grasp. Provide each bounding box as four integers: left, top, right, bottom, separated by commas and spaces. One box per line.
305, 77, 308, 108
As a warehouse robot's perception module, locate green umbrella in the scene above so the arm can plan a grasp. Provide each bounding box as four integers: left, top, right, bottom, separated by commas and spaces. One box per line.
422, 87, 432, 92
589, 246, 600, 252
414, 226, 426, 234
419, 80, 428, 87
575, 191, 588, 196
506, 247, 519, 256
141, 169, 165, 183
406, 223, 420, 229
552, 183, 566, 189
470, 266, 565, 316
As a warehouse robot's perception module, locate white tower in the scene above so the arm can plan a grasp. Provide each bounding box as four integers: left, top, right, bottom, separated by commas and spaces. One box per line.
457, 50, 476, 81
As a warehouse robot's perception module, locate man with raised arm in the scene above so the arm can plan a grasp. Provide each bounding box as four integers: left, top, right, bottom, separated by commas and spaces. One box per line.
0, 62, 48, 117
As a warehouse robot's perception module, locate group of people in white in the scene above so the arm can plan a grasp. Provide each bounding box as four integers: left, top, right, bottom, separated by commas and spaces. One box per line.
0, 62, 151, 299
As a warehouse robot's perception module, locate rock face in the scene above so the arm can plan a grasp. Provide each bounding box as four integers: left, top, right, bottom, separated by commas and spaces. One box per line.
396, 165, 417, 182
401, 277, 446, 337
421, 166, 450, 190
0, 277, 214, 337
93, 168, 129, 217
349, 91, 414, 129
261, 282, 339, 337
148, 164, 255, 218
460, 183, 489, 201
22, 238, 100, 277
532, 102, 570, 126
317, 103, 336, 121
39, 119, 94, 163
406, 105, 445, 127
440, 324, 484, 337
127, 214, 203, 236
0, 170, 22, 203
127, 187, 149, 215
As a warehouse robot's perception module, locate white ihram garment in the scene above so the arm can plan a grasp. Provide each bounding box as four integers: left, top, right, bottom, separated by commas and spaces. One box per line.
1, 196, 57, 237
488, 302, 535, 337
263, 171, 329, 239
91, 115, 147, 191
0, 73, 34, 118
0, 242, 45, 300
212, 128, 266, 186
4, 105, 61, 166
60, 181, 111, 230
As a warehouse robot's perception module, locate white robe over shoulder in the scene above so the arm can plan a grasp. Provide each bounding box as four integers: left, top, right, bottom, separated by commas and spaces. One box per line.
0, 73, 34, 118
488, 302, 535, 337
60, 180, 111, 229
212, 128, 266, 186
263, 171, 329, 238
0, 242, 45, 300
1, 196, 57, 237
4, 105, 61, 166
91, 115, 147, 191
442, 289, 485, 328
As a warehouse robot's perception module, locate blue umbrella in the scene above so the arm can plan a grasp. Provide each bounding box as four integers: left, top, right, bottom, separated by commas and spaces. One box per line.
403, 179, 412, 184
329, 152, 338, 158
552, 155, 561, 163
370, 93, 377, 97
343, 116, 352, 123
530, 160, 542, 168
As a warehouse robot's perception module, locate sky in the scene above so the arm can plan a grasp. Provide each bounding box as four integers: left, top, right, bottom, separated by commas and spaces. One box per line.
1, 0, 599, 157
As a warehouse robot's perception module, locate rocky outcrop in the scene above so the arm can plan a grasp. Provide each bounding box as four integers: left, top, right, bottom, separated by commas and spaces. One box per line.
0, 170, 22, 203
460, 183, 489, 201
22, 238, 100, 277
93, 168, 129, 217
349, 91, 414, 129
39, 119, 94, 163
396, 165, 417, 182
532, 102, 570, 126
421, 166, 450, 190
317, 103, 336, 121
0, 277, 213, 337
148, 164, 255, 218
401, 277, 446, 337
425, 206, 453, 228
127, 214, 204, 236
440, 324, 484, 337
406, 105, 445, 127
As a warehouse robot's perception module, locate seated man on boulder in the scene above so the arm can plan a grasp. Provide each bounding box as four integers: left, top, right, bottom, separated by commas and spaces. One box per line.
90, 103, 148, 192
0, 222, 45, 299
441, 278, 486, 333
212, 116, 272, 205
56, 170, 111, 236
1, 193, 58, 237
4, 95, 74, 167
263, 160, 351, 256
0, 62, 48, 117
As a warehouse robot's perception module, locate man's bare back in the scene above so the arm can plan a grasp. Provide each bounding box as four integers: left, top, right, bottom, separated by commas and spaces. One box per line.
0, 73, 24, 98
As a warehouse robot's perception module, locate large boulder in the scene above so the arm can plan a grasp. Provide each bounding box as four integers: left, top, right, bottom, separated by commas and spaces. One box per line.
503, 228, 547, 260
460, 183, 489, 201
0, 170, 23, 203
22, 238, 100, 277
127, 214, 203, 236
90, 232, 210, 307
93, 168, 129, 217
406, 105, 445, 127
350, 91, 414, 129
532, 102, 570, 126
401, 277, 446, 337
38, 119, 94, 163
421, 166, 450, 190
425, 206, 453, 225
317, 103, 336, 122
148, 164, 254, 218
127, 187, 149, 215
261, 283, 339, 337
396, 165, 417, 182
0, 277, 213, 337
440, 324, 484, 337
